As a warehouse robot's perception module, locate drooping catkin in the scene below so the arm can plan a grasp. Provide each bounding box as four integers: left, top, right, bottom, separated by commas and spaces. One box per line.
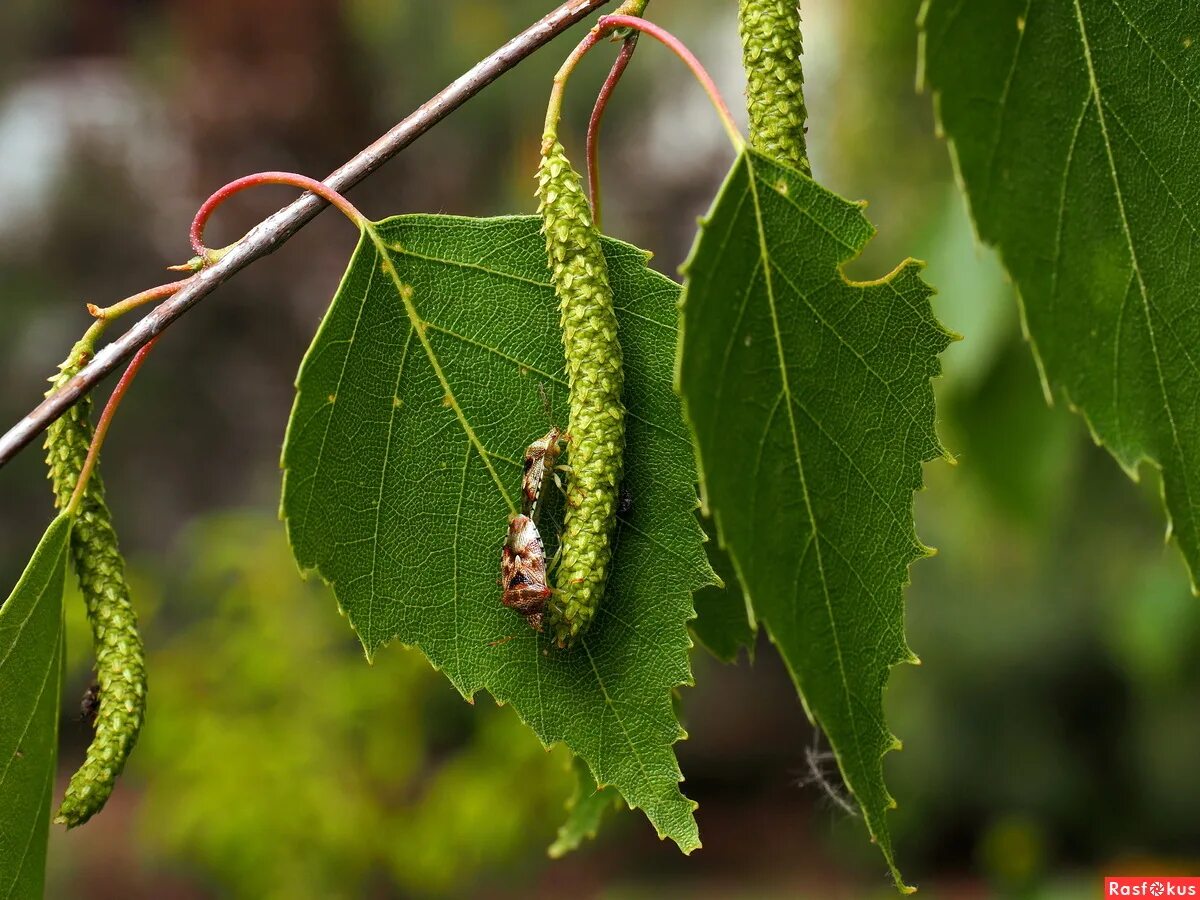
44, 339, 147, 827
738, 0, 811, 174
536, 140, 624, 647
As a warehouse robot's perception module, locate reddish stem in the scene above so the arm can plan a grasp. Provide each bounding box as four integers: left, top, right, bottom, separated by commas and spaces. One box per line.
587, 36, 639, 230
66, 336, 161, 517
595, 14, 741, 148
190, 172, 366, 259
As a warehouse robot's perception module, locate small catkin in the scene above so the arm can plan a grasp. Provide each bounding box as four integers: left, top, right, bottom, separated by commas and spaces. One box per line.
44, 339, 147, 827
738, 0, 811, 174
536, 140, 625, 647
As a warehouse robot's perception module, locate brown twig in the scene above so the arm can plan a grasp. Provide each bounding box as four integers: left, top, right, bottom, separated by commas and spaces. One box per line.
0, 0, 616, 470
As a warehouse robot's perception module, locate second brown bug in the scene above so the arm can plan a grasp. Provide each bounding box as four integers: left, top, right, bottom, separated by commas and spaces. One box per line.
521, 427, 567, 523
500, 514, 553, 632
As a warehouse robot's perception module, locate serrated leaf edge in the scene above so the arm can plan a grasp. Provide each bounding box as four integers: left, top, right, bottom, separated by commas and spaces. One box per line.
675, 149, 952, 894
918, 3, 1190, 589
278, 216, 712, 852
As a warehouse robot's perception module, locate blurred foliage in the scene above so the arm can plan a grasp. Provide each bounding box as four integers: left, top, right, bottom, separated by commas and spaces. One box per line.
56, 515, 573, 899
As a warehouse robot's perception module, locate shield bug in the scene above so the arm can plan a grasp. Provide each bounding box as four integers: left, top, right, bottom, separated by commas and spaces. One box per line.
500, 514, 553, 632
522, 426, 566, 522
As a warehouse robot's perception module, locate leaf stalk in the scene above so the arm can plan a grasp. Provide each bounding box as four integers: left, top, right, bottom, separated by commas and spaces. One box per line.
586, 36, 639, 229
65, 337, 160, 518
190, 172, 368, 259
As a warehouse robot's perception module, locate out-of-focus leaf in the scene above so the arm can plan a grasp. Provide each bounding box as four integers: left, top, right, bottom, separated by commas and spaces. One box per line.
677, 148, 951, 892
548, 755, 624, 859
0, 514, 70, 899
690, 517, 755, 663
282, 216, 716, 852
947, 336, 1079, 527
136, 515, 574, 899
921, 0, 1200, 584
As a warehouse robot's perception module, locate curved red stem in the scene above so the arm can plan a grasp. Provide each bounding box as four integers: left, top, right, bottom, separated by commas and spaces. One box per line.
587, 36, 639, 230
595, 14, 741, 148
66, 336, 161, 516
190, 172, 366, 258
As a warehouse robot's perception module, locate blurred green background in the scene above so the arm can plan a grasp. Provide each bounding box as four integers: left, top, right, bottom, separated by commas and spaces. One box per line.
1, 1, 1197, 897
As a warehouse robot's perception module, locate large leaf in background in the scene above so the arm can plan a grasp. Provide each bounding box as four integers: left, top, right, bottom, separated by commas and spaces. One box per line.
0, 513, 70, 899
921, 1, 1200, 584
677, 148, 952, 893
282, 215, 715, 852
548, 755, 624, 858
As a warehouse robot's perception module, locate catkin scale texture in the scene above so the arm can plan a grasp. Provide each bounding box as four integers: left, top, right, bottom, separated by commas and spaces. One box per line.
44, 340, 147, 827
536, 140, 624, 647
739, 0, 811, 174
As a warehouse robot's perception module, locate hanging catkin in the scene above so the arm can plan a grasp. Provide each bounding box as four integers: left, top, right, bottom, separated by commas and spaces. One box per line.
536, 140, 625, 647
739, 0, 811, 174
44, 339, 147, 827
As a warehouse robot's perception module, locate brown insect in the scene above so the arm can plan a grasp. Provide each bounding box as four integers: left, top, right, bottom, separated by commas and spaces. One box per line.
521, 426, 567, 522
80, 679, 100, 729
500, 513, 553, 632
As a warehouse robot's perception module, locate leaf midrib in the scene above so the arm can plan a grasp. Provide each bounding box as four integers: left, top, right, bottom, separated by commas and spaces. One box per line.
1071, 0, 1199, 550
369, 225, 516, 515
364, 222, 694, 831
741, 152, 865, 784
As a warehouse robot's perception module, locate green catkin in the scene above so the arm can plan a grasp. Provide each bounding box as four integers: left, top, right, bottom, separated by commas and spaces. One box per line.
738, 0, 811, 174
536, 139, 625, 647
44, 338, 147, 827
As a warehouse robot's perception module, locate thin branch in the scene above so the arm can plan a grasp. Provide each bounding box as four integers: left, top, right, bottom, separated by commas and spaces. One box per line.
0, 0, 615, 471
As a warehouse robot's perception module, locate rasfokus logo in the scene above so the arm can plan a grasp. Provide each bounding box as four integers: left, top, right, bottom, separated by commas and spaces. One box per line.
1105, 877, 1200, 896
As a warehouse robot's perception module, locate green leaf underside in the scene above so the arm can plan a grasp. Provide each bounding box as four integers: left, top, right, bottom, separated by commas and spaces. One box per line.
922, 1, 1200, 584
282, 216, 715, 852
677, 149, 951, 892
548, 756, 624, 858
0, 514, 70, 900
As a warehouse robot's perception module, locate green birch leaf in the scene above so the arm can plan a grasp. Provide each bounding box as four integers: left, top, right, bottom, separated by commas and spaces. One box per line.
676, 148, 952, 893
0, 513, 70, 899
921, 1, 1200, 582
548, 756, 624, 858
282, 215, 715, 852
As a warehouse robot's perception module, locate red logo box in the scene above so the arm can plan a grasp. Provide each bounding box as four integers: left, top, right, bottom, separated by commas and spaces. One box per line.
1105, 878, 1200, 897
